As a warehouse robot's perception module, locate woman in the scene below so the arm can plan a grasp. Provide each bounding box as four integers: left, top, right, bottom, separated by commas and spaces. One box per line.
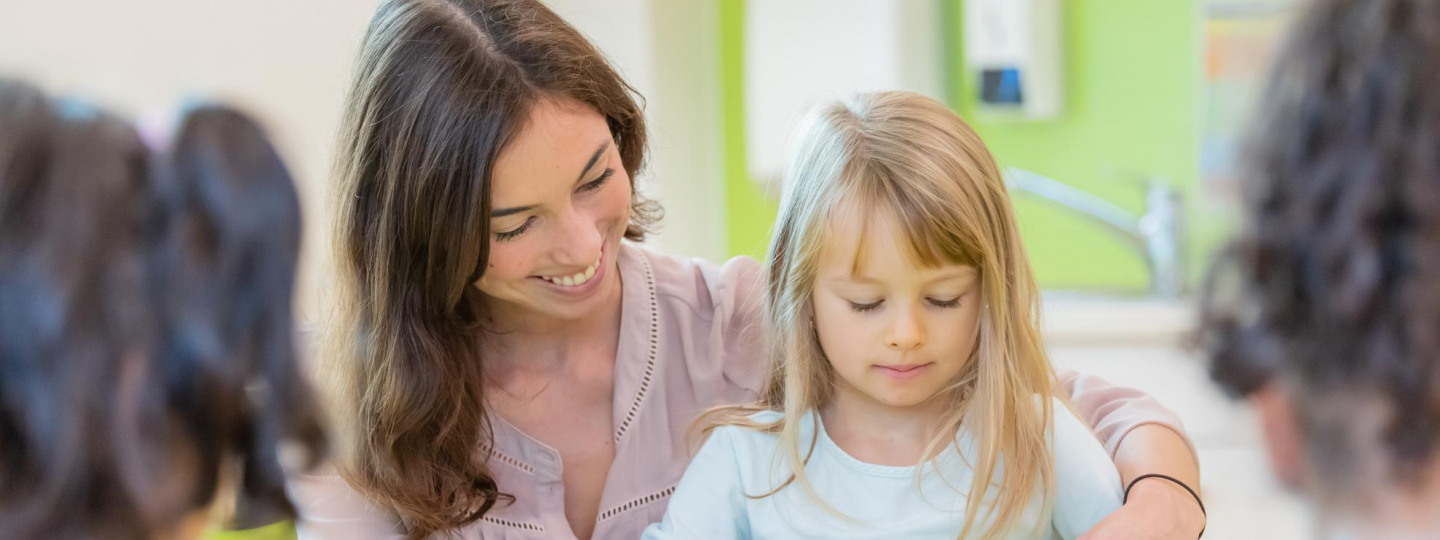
293, 1, 1205, 539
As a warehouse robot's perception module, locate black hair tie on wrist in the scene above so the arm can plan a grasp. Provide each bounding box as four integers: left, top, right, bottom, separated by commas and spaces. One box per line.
1123, 473, 1206, 539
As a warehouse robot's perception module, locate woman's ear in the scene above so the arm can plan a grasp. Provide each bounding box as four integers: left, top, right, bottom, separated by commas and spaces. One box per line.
1251, 382, 1306, 492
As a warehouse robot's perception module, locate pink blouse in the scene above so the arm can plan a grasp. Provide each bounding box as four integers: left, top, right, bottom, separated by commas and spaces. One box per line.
290, 242, 1192, 540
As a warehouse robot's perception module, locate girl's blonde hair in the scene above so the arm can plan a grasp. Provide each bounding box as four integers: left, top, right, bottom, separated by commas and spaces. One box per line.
705, 91, 1056, 540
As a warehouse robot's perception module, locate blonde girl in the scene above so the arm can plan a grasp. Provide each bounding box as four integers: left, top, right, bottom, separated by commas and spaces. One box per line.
642, 91, 1123, 540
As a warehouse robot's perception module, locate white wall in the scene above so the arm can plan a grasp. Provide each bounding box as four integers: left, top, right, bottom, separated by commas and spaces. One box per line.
0, 0, 376, 321
744, 0, 946, 184
0, 0, 726, 320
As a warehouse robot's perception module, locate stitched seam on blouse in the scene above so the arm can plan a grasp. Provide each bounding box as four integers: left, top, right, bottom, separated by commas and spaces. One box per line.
480, 515, 545, 531
614, 252, 659, 442
481, 445, 535, 475
595, 485, 677, 523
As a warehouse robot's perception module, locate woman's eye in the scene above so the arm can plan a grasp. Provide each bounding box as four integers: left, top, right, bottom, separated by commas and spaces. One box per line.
847, 300, 884, 313
577, 168, 615, 193
927, 296, 962, 309
495, 217, 534, 242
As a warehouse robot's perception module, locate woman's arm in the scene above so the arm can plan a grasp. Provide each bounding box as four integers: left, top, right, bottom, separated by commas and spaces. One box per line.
1058, 370, 1206, 540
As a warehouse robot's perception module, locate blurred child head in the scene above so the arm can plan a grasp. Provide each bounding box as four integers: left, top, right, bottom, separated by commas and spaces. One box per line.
150, 104, 329, 526
0, 79, 325, 540
1201, 0, 1440, 522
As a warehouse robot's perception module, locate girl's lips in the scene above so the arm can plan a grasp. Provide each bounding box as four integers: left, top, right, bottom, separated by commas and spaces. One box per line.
874, 362, 934, 380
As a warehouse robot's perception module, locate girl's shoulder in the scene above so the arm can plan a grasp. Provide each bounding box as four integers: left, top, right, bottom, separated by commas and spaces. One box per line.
1048, 396, 1083, 427
706, 409, 785, 435
1048, 396, 1104, 447
956, 396, 1100, 452
744, 409, 784, 424
701, 409, 788, 451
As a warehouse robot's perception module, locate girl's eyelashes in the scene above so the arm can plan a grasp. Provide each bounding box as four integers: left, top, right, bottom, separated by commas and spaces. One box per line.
495, 216, 535, 242
927, 296, 962, 309
847, 299, 884, 313
578, 168, 614, 193
845, 296, 963, 312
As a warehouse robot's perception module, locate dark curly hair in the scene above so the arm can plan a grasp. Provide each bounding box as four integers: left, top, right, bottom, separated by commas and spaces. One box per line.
1200, 0, 1440, 497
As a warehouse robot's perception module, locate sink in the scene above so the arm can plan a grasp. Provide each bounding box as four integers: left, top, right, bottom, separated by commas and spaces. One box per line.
1040, 292, 1195, 348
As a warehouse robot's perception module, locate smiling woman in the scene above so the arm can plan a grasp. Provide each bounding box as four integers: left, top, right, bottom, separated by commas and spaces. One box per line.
304, 0, 666, 536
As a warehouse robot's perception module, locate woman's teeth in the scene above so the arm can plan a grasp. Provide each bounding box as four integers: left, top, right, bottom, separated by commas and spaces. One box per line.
541, 257, 599, 287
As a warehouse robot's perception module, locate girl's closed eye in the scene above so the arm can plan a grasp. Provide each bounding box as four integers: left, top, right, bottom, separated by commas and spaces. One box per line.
847, 299, 884, 313
927, 296, 962, 309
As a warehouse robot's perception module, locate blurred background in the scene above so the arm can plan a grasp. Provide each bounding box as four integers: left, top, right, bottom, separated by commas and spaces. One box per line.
0, 0, 1307, 538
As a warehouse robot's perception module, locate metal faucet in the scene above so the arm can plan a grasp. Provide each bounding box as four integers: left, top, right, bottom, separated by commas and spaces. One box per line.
1003, 168, 1187, 299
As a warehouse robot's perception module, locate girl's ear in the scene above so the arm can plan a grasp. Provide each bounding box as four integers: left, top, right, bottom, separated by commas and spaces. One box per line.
1251, 382, 1306, 492
803, 300, 828, 360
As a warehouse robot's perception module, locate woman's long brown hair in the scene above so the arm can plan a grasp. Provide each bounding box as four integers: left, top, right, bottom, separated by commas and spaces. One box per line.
324, 0, 658, 536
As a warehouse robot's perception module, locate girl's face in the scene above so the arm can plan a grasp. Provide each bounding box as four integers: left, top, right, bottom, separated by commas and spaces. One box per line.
476, 97, 632, 324
811, 205, 983, 411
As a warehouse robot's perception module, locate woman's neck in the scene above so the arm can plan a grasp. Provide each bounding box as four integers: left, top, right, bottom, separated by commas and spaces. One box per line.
480, 276, 624, 388
819, 382, 954, 467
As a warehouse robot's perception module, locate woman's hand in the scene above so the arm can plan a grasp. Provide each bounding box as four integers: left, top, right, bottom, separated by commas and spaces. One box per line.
1077, 477, 1206, 539
1079, 425, 1206, 540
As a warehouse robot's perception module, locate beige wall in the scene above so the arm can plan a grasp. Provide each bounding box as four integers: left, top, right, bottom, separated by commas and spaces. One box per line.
547, 0, 728, 264
0, 0, 724, 322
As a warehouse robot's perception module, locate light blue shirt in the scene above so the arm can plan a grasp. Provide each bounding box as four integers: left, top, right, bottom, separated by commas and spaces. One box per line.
642, 399, 1123, 539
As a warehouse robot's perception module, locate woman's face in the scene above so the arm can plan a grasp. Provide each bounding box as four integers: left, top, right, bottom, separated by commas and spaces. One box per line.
476, 96, 632, 325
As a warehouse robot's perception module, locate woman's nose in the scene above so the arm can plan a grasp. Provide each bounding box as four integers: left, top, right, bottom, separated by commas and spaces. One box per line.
553, 206, 602, 267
